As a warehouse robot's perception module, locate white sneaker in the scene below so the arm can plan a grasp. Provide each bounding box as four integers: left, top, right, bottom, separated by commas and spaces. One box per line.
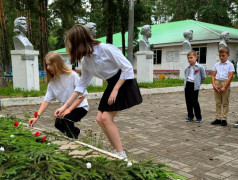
111, 149, 117, 154
111, 150, 127, 159
234, 121, 238, 128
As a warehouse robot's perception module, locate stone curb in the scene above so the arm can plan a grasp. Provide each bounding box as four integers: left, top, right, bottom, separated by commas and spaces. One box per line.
1, 82, 238, 107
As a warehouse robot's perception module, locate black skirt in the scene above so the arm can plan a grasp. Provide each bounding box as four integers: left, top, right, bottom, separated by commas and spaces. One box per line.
98, 70, 142, 112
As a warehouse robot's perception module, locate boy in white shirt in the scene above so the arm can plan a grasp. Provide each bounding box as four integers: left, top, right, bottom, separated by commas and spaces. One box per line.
184, 50, 206, 123
211, 47, 234, 126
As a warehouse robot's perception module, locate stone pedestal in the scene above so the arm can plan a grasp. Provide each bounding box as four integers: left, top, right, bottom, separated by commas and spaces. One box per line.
179, 52, 188, 79
89, 77, 103, 87
64, 58, 72, 70
136, 51, 154, 83
11, 50, 40, 91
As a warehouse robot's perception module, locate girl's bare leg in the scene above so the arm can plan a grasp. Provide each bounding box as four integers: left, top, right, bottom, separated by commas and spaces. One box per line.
96, 111, 123, 152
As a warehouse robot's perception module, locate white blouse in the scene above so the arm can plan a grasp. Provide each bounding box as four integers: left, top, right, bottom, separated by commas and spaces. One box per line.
75, 43, 134, 94
44, 71, 89, 111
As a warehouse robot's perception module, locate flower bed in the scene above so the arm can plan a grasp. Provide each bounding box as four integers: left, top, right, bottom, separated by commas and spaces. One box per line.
0, 116, 186, 180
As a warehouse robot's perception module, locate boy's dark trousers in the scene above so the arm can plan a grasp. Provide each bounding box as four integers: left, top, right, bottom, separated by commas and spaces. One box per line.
185, 81, 202, 119
54, 107, 87, 138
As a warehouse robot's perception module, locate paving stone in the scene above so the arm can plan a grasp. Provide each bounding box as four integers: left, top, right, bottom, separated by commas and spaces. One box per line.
220, 170, 236, 178
127, 148, 140, 153
68, 144, 80, 149
176, 170, 194, 178
69, 150, 93, 156
204, 172, 225, 179
224, 174, 238, 180
59, 144, 71, 150
132, 149, 145, 154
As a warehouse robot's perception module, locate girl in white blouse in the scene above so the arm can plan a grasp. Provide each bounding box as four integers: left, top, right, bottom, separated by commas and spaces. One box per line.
55, 24, 142, 158
29, 51, 88, 139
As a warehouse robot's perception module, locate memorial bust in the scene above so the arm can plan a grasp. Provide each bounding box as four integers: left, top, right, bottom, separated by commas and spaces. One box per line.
183, 29, 193, 52
219, 31, 229, 49
13, 17, 33, 50
85, 22, 97, 38
139, 25, 152, 51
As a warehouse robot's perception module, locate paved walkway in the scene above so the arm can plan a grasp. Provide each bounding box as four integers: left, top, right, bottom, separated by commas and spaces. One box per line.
1, 87, 238, 179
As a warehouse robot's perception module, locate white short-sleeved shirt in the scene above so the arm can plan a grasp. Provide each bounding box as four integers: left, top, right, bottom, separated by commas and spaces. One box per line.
75, 43, 134, 94
44, 72, 89, 111
213, 60, 235, 80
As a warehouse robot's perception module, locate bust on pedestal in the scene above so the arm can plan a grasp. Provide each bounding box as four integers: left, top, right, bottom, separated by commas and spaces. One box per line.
182, 29, 193, 52
85, 22, 97, 38
85, 22, 103, 87
180, 29, 193, 79
139, 25, 152, 51
13, 17, 33, 50
219, 31, 229, 49
11, 17, 39, 91
137, 25, 153, 83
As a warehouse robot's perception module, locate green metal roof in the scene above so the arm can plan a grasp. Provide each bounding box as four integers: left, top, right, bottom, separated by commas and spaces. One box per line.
55, 47, 67, 53
55, 20, 238, 53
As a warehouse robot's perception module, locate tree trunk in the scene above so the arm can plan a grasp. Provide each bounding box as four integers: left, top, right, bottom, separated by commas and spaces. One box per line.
0, 47, 7, 87
43, 0, 48, 61
106, 25, 113, 44
127, 0, 134, 63
0, 0, 10, 73
121, 17, 125, 55
119, 0, 126, 55
27, 10, 32, 42
105, 0, 113, 44
39, 0, 44, 70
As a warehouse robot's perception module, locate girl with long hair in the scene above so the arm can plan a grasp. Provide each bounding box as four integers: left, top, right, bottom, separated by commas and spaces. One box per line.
55, 25, 142, 158
29, 51, 88, 139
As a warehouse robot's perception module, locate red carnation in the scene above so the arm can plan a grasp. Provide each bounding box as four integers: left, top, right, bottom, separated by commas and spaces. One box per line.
34, 112, 38, 118
42, 136, 47, 142
34, 131, 40, 137
14, 121, 19, 127
194, 69, 199, 74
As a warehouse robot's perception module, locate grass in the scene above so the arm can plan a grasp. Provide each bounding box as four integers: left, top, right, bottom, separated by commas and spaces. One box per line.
0, 116, 187, 180
1, 76, 237, 97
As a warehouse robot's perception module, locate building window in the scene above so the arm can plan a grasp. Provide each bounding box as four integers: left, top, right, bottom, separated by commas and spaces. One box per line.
192, 47, 207, 64
74, 61, 79, 68
153, 49, 162, 64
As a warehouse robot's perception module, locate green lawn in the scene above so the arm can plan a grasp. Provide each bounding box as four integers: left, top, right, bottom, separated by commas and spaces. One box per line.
0, 76, 237, 98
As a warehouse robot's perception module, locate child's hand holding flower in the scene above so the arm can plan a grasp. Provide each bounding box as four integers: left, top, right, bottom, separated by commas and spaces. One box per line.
29, 112, 40, 127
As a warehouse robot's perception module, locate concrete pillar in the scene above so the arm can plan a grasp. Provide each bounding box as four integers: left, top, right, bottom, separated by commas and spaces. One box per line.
11, 49, 40, 91
89, 77, 103, 87
179, 52, 188, 79
136, 51, 154, 83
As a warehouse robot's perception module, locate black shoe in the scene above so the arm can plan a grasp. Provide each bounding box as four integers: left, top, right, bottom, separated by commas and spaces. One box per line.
74, 127, 80, 139
66, 127, 80, 139
221, 120, 227, 126
211, 119, 221, 125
